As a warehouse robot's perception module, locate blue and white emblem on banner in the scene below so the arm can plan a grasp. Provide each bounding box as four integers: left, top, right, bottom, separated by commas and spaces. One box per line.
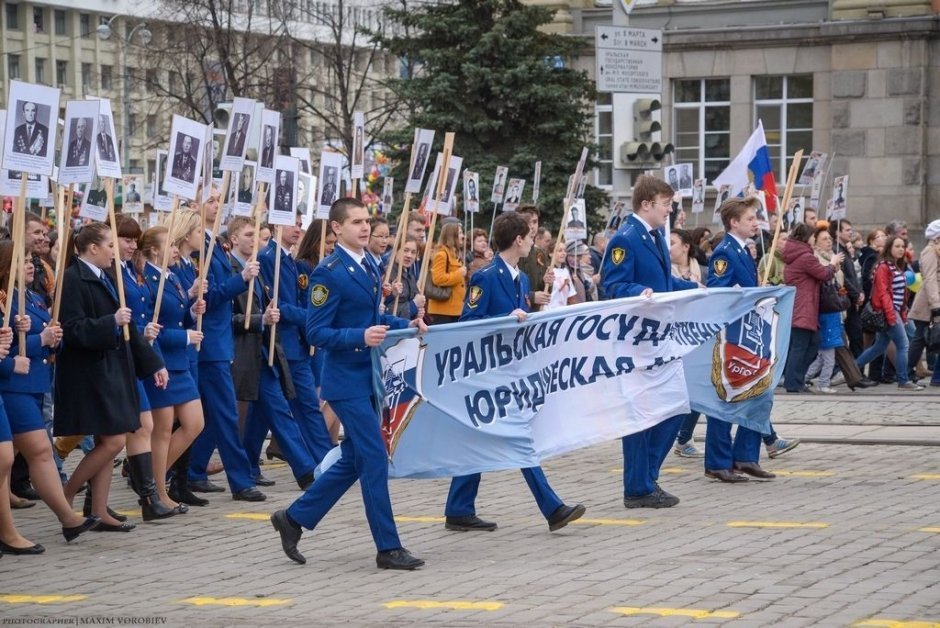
380, 337, 426, 456
711, 296, 780, 402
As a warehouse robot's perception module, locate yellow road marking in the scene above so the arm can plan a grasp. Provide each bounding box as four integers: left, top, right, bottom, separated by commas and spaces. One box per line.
918, 527, 940, 533
912, 474, 940, 480
727, 521, 828, 529
179, 597, 291, 608
226, 513, 272, 521
855, 620, 940, 628
395, 516, 446, 523
0, 595, 88, 604
384, 600, 503, 611
571, 518, 644, 526
610, 606, 740, 619
773, 470, 834, 477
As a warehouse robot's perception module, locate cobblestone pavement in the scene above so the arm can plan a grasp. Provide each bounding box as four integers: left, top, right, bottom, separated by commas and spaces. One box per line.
2, 391, 939, 627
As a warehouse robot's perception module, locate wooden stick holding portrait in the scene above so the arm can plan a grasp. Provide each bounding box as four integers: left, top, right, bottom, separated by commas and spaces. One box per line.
761, 149, 803, 286
105, 178, 130, 340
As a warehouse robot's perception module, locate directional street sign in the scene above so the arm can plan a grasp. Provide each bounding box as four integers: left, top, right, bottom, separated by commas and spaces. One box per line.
595, 26, 663, 94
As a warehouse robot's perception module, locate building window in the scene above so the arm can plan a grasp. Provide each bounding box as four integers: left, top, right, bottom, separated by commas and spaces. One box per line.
594, 92, 613, 188
672, 78, 731, 183
35, 58, 46, 84
54, 9, 66, 35
8, 55, 20, 80
128, 113, 138, 136
146, 115, 156, 136
753, 75, 814, 183
79, 13, 91, 38
81, 63, 92, 90
56, 60, 67, 86
101, 65, 113, 90
145, 69, 159, 92
33, 7, 44, 33
168, 71, 178, 93
6, 4, 19, 30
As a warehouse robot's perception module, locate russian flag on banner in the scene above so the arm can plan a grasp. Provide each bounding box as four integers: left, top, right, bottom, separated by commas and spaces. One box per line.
712, 120, 779, 212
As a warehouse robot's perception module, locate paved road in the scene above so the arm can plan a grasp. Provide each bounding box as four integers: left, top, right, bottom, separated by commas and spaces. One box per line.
2, 390, 939, 627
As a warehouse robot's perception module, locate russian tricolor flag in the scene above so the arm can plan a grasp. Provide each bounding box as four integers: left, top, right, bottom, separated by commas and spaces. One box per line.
713, 120, 779, 212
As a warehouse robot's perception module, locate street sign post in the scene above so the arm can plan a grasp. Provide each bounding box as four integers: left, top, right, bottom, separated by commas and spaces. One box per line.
595, 26, 663, 94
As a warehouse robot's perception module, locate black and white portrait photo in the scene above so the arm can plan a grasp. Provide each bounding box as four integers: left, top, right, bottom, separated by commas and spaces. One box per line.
261, 125, 276, 169
65, 117, 93, 167
411, 143, 429, 181
226, 113, 249, 157
274, 169, 293, 213
2, 81, 60, 175
97, 114, 117, 163
171, 133, 199, 183
319, 166, 337, 207
12, 100, 50, 157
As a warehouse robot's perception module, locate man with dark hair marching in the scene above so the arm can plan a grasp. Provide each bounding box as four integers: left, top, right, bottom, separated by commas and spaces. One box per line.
271, 198, 426, 570
601, 175, 699, 508
443, 211, 585, 533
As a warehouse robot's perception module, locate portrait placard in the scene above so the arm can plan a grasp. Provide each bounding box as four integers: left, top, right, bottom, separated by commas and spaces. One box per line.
799, 151, 827, 186
165, 115, 208, 201
532, 161, 542, 203
490, 166, 509, 204
463, 171, 480, 213
381, 177, 394, 214
712, 183, 732, 224
2, 80, 60, 175
298, 172, 316, 229
691, 178, 706, 214
79, 176, 109, 222
828, 175, 848, 221
503, 178, 525, 212
59, 100, 99, 185
89, 97, 122, 179
268, 155, 299, 226
219, 97, 256, 172
564, 198, 587, 242
232, 160, 257, 217
290, 147, 312, 175
436, 154, 463, 215
153, 150, 172, 211
256, 109, 281, 184
350, 111, 365, 180
316, 150, 345, 219
665, 163, 694, 197
122, 175, 145, 214
405, 128, 434, 194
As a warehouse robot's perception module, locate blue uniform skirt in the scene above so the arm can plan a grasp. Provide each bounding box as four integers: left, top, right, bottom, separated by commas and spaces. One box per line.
144, 368, 200, 409
1, 391, 45, 434
0, 398, 12, 442
137, 380, 151, 412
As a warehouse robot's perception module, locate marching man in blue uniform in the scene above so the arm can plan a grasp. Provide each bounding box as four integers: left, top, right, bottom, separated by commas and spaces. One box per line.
704, 197, 776, 482
271, 198, 427, 570
444, 211, 586, 533
601, 175, 699, 508
259, 222, 334, 466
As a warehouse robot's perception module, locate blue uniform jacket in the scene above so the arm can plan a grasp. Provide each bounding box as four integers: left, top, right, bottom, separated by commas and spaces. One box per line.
460, 255, 529, 320
601, 214, 698, 298
198, 233, 249, 362
305, 246, 408, 401
120, 262, 155, 333
143, 263, 194, 372
0, 289, 54, 393
707, 234, 758, 289
259, 240, 307, 361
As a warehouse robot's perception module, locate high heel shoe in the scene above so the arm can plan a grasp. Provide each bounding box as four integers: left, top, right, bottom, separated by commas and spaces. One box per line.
83, 485, 128, 522
62, 516, 100, 542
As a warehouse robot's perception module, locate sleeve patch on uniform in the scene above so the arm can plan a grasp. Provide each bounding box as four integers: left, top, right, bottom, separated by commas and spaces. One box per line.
468, 285, 483, 308
311, 284, 329, 307
713, 259, 728, 277
611, 247, 626, 265
298, 273, 309, 290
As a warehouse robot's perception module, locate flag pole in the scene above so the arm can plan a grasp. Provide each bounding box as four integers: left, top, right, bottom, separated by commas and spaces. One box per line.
761, 149, 803, 286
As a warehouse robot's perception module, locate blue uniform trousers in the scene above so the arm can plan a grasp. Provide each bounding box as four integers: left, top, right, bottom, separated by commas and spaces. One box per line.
446, 467, 564, 520
189, 361, 254, 492
287, 396, 401, 552
244, 367, 316, 482
622, 414, 684, 497
704, 417, 762, 470
287, 359, 333, 465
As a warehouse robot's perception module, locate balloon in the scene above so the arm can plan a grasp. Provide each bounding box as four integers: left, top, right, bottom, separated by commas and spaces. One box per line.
905, 269, 916, 286
909, 272, 923, 293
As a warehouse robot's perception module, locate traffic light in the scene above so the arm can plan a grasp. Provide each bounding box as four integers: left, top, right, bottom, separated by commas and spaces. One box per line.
619, 97, 674, 166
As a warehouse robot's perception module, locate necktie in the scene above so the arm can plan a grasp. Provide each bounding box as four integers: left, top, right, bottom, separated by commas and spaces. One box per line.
650, 229, 665, 264
361, 258, 377, 282
513, 275, 522, 305
101, 273, 119, 302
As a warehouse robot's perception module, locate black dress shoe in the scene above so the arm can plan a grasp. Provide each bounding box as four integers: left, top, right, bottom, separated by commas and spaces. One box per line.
0, 541, 45, 555
91, 521, 137, 532
11, 485, 41, 501
547, 503, 586, 532
189, 479, 226, 493
376, 548, 424, 570
82, 492, 128, 522
297, 473, 314, 491
232, 487, 267, 502
733, 462, 776, 479
169, 483, 210, 507
253, 473, 276, 487
705, 468, 749, 483
173, 503, 189, 514
444, 515, 498, 532
62, 516, 100, 542
624, 488, 680, 509
265, 449, 286, 462
271, 510, 305, 565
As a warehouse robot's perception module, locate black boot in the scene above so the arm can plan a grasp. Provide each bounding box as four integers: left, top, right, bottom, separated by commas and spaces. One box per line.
127, 453, 176, 522
168, 446, 209, 507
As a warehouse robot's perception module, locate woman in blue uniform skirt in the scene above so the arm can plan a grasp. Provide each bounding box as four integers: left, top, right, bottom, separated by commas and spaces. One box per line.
137, 226, 205, 512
